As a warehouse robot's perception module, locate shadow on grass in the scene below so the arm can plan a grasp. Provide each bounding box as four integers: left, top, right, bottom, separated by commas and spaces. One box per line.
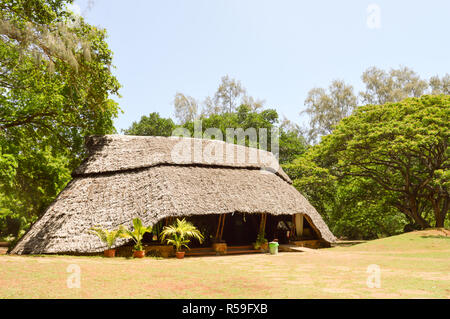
420, 235, 450, 240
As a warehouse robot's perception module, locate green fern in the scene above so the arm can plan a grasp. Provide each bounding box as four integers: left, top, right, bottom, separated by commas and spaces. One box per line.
123, 218, 153, 251
160, 218, 204, 252
89, 225, 127, 249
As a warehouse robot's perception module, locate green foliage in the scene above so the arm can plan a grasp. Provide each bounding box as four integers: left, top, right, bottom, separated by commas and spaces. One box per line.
125, 105, 308, 164
0, 0, 121, 240
253, 232, 268, 250
303, 80, 357, 143
123, 218, 152, 251
151, 219, 164, 240
174, 93, 198, 124
287, 95, 449, 238
279, 126, 307, 164
360, 66, 429, 105
303, 66, 449, 143
183, 105, 306, 164
160, 218, 204, 252
284, 151, 337, 226
89, 225, 127, 249
285, 154, 409, 239
123, 112, 176, 137
325, 95, 449, 228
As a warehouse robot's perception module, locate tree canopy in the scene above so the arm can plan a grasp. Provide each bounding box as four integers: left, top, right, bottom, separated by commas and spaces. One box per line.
173, 75, 265, 124
123, 112, 175, 137
0, 0, 120, 241
1, 2, 447, 247
124, 105, 307, 165
303, 66, 449, 143
287, 95, 449, 238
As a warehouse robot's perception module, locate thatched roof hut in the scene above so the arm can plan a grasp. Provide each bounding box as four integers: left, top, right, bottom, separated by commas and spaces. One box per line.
11, 135, 335, 255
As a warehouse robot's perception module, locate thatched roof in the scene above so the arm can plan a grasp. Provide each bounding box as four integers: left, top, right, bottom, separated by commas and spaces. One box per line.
11, 135, 335, 255
73, 135, 292, 182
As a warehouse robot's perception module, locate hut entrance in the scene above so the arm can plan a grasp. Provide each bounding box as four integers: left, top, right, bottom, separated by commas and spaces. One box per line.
221, 213, 259, 246
265, 214, 319, 244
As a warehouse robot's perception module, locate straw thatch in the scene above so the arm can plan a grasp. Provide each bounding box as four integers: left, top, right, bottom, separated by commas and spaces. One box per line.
11, 135, 335, 255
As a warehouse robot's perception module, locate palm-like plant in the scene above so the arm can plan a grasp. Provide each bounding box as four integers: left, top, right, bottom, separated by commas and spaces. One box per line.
160, 218, 204, 252
89, 225, 127, 249
123, 218, 153, 251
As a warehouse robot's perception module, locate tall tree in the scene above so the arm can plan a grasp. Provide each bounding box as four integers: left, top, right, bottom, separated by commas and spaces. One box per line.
212, 75, 246, 113
319, 95, 449, 228
173, 92, 198, 124
303, 80, 357, 143
178, 75, 265, 117
360, 66, 428, 105
279, 118, 307, 164
183, 105, 307, 164
429, 74, 450, 95
241, 95, 265, 111
123, 112, 175, 137
283, 151, 408, 239
302, 66, 447, 144
0, 0, 120, 239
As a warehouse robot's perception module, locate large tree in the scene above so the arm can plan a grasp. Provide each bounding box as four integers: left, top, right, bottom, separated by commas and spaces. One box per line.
208, 75, 246, 114
0, 0, 120, 239
429, 74, 450, 95
183, 105, 306, 164
200, 75, 264, 116
284, 154, 408, 239
123, 112, 175, 137
0, 0, 120, 135
302, 66, 448, 144
126, 105, 307, 165
173, 92, 198, 124
360, 66, 429, 105
303, 80, 357, 143
319, 95, 449, 228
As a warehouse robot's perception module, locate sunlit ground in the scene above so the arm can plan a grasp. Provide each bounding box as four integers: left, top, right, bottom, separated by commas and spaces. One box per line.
0, 229, 449, 298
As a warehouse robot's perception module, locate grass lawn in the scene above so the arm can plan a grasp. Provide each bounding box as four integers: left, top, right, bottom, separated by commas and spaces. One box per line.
0, 229, 449, 299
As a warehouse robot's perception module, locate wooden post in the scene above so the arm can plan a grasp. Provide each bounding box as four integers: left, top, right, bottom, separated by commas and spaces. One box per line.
295, 214, 304, 238
259, 213, 267, 235
219, 214, 226, 241
215, 214, 223, 242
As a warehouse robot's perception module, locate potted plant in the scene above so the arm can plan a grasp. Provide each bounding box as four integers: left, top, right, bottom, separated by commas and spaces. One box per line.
123, 218, 153, 258
253, 232, 268, 252
212, 239, 227, 255
160, 218, 204, 259
89, 225, 127, 257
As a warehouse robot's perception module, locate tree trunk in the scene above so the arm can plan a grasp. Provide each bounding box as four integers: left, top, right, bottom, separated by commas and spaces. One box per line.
410, 195, 431, 228
399, 196, 430, 229
434, 197, 448, 228
411, 212, 431, 229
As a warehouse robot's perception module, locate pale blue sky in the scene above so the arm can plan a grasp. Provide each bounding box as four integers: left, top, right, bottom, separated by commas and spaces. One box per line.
72, 0, 450, 131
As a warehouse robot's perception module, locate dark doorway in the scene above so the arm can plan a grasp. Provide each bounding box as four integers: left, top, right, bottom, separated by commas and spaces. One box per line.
266, 214, 295, 244
222, 213, 259, 245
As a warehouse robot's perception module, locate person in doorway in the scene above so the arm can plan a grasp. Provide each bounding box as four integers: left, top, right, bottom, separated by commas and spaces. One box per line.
276, 221, 289, 244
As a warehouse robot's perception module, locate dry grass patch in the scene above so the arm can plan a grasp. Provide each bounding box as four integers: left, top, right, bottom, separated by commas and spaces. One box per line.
0, 229, 449, 298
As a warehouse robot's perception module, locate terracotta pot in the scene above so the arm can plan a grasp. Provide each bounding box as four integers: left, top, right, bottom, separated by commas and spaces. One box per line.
260, 242, 268, 252
133, 250, 145, 258
104, 249, 116, 257
176, 251, 185, 259
212, 242, 227, 255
